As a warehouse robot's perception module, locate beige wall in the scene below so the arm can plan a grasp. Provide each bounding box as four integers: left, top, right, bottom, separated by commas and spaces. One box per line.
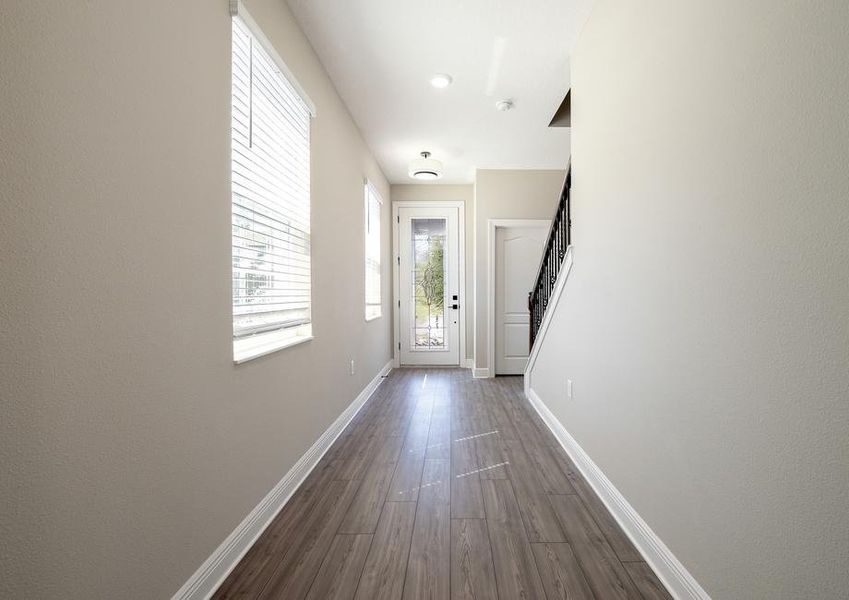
530, 1, 849, 598
0, 1, 391, 598
474, 170, 565, 371
390, 184, 475, 362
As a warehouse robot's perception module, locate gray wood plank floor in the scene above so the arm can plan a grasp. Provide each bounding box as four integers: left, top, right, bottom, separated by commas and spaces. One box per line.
213, 368, 671, 600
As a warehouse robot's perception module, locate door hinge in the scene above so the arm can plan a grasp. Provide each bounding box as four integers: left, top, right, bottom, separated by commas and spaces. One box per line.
397, 215, 400, 223
398, 300, 400, 308
397, 256, 400, 265
398, 342, 401, 350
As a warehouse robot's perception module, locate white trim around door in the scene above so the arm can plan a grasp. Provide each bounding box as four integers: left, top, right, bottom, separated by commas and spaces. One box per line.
487, 219, 551, 377
393, 201, 466, 368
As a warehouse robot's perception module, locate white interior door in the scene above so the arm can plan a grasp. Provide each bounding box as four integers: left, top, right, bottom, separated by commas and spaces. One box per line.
398, 206, 460, 366
495, 225, 548, 374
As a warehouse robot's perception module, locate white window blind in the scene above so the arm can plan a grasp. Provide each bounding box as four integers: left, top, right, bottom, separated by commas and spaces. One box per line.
231, 14, 312, 357
364, 181, 382, 321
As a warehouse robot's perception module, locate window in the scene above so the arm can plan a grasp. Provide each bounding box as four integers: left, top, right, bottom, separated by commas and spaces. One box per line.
364, 181, 382, 321
231, 9, 314, 363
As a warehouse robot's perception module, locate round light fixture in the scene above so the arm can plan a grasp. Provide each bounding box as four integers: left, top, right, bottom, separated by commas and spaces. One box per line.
495, 99, 514, 111
430, 73, 453, 89
408, 151, 443, 180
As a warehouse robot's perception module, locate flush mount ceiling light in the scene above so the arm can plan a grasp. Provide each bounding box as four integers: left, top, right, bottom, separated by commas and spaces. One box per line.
408, 151, 443, 180
496, 99, 514, 111
430, 73, 453, 88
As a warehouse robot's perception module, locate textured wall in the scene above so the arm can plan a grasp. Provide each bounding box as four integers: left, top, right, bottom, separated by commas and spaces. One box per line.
529, 1, 849, 597
0, 0, 391, 597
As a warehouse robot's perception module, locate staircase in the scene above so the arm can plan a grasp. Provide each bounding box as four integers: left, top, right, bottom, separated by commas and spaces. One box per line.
529, 163, 572, 348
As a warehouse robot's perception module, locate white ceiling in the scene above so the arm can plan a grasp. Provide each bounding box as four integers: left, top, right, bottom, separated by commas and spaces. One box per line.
287, 0, 594, 184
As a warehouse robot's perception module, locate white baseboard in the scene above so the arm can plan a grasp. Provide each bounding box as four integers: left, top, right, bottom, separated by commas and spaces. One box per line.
526, 387, 711, 600
472, 367, 491, 378
172, 360, 393, 600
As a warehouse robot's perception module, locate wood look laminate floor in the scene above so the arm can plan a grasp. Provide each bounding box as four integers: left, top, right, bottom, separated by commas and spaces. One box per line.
213, 368, 671, 600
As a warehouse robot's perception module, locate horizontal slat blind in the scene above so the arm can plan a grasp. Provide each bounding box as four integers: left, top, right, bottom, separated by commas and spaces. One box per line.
365, 182, 382, 320
232, 16, 311, 339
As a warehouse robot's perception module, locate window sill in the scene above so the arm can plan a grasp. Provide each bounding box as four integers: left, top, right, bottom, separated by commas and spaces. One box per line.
365, 313, 382, 322
233, 329, 313, 364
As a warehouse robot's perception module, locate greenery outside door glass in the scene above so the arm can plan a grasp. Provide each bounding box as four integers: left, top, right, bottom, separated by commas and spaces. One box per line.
410, 218, 447, 349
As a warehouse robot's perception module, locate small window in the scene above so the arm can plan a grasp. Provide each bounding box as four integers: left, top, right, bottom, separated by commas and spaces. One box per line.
231, 11, 314, 362
364, 181, 382, 321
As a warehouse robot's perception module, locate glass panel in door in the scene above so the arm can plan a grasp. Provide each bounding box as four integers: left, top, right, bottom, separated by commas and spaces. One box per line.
411, 218, 447, 350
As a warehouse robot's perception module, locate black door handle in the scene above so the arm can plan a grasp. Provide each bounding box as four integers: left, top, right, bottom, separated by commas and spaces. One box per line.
451, 304, 459, 310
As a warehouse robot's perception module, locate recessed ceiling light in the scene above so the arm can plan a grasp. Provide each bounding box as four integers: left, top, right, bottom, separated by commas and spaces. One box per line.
495, 99, 514, 111
430, 73, 453, 89
409, 151, 443, 180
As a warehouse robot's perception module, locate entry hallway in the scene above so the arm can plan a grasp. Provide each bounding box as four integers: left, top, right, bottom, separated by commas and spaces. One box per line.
213, 369, 670, 599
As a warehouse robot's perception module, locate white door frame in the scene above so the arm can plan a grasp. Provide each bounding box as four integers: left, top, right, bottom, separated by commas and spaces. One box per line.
487, 219, 551, 377
393, 201, 466, 368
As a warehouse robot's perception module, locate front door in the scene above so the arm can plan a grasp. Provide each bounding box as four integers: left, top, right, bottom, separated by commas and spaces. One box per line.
398, 206, 460, 366
495, 225, 548, 374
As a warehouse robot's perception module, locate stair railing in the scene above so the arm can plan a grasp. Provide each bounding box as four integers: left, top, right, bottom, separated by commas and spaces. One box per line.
529, 163, 571, 349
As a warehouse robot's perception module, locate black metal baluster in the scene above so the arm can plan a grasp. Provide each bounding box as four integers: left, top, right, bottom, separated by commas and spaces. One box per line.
529, 163, 571, 351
